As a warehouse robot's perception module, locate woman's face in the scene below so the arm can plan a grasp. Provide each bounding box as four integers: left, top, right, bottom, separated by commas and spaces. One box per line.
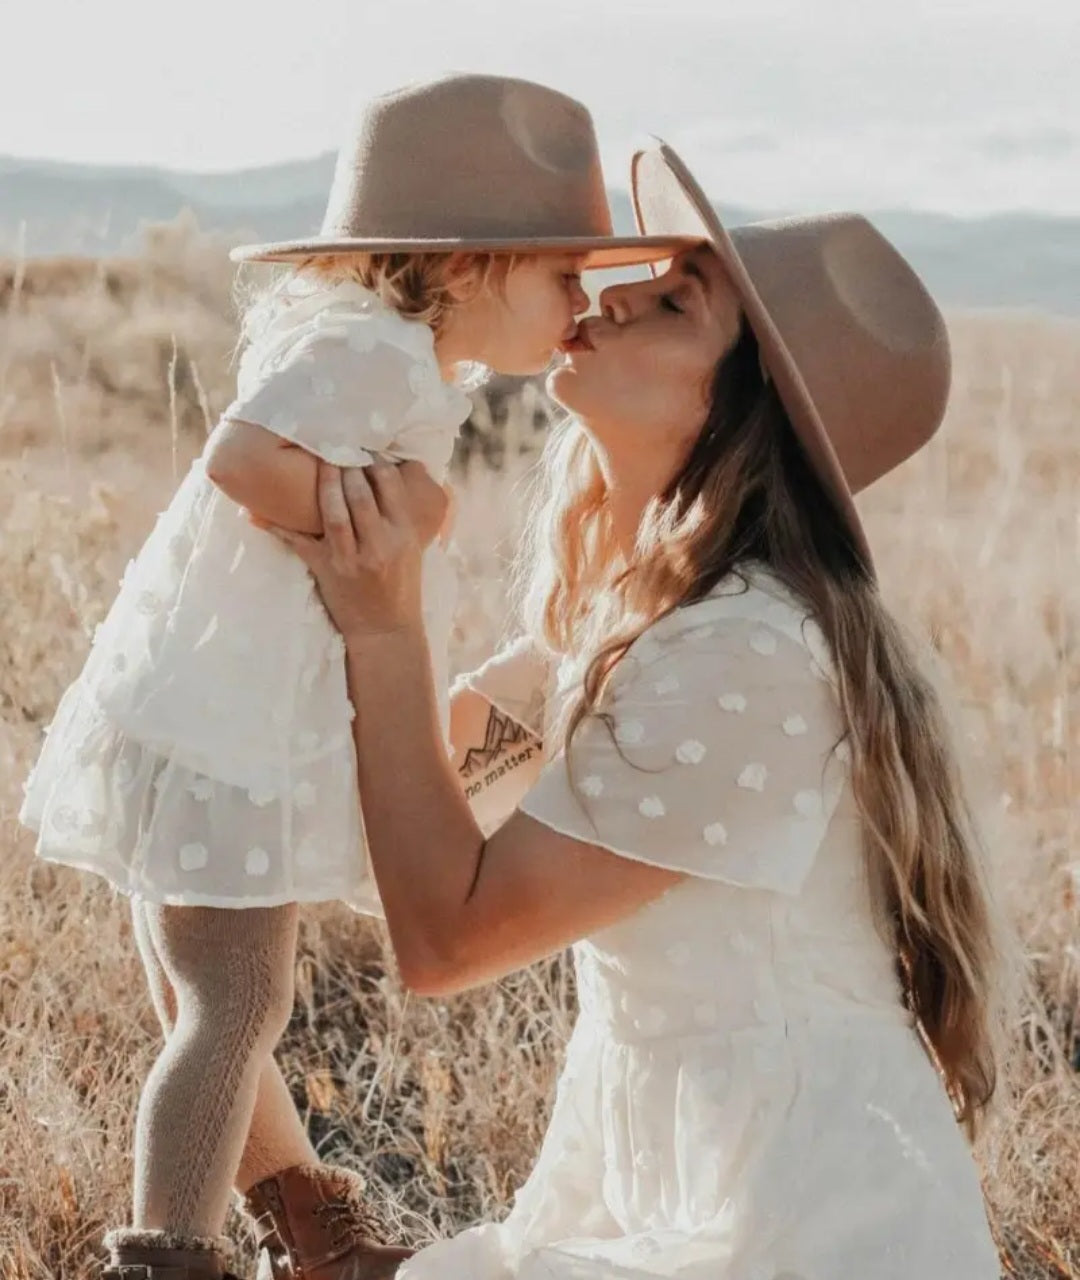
547, 248, 743, 486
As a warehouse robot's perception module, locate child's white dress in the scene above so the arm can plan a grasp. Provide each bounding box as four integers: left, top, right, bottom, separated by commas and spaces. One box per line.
20, 280, 472, 913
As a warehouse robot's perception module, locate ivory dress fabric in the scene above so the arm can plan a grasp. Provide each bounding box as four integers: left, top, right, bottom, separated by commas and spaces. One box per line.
405, 568, 999, 1279
20, 281, 472, 912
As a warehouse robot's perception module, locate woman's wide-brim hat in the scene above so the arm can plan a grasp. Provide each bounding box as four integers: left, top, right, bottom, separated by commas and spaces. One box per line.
231, 75, 697, 269
631, 140, 952, 571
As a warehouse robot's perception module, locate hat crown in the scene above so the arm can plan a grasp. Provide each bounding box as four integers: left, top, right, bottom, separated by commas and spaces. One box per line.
321, 73, 614, 242
728, 212, 951, 494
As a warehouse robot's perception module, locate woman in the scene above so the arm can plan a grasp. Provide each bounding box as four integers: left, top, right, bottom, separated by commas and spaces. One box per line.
267, 141, 1008, 1279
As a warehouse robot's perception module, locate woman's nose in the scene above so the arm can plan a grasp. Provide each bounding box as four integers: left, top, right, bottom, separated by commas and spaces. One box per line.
599, 283, 632, 324
570, 278, 590, 316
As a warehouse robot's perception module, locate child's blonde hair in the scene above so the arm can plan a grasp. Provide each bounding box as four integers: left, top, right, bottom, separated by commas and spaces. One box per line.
237, 251, 524, 360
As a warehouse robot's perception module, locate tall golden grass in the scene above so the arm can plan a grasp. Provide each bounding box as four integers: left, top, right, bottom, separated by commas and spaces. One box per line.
0, 221, 1077, 1279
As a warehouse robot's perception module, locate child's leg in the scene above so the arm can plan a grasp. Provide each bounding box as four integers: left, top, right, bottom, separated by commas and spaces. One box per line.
131, 900, 317, 1192
131, 902, 299, 1235
233, 1063, 320, 1194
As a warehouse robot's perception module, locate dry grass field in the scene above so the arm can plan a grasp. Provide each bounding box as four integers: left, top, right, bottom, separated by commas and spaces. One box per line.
0, 219, 1077, 1279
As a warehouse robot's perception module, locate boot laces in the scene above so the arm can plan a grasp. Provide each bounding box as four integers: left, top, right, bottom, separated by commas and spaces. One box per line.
313, 1194, 387, 1251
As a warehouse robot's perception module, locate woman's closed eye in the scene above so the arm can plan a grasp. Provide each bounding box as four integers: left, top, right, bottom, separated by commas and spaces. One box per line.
660, 294, 684, 314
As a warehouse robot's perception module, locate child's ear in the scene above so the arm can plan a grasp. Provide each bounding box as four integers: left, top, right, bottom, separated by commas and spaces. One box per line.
442, 253, 477, 304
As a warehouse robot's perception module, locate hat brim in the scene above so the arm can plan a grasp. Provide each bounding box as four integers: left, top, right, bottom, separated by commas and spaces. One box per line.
229, 234, 699, 270
630, 140, 873, 571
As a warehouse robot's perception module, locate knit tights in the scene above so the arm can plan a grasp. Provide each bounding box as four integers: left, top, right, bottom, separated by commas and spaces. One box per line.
131, 899, 318, 1236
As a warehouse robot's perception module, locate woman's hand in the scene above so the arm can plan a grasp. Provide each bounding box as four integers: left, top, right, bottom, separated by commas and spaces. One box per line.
266, 459, 435, 643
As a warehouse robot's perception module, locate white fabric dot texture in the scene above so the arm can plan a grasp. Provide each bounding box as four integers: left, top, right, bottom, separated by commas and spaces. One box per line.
749, 628, 778, 656
179, 842, 209, 872
675, 739, 706, 765
794, 789, 823, 817
22, 278, 471, 917
245, 847, 270, 877
384, 578, 991, 1280
293, 781, 317, 810
515, 583, 852, 903
737, 763, 768, 792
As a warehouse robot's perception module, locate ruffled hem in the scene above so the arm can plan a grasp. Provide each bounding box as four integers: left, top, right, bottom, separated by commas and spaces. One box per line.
20, 679, 385, 915
29, 848, 383, 912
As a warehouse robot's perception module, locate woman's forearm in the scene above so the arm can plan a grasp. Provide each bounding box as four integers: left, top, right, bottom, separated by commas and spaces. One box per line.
345, 627, 487, 984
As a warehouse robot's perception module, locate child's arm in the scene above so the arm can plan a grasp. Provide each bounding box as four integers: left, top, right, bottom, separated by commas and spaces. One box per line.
205, 418, 450, 543
206, 417, 324, 533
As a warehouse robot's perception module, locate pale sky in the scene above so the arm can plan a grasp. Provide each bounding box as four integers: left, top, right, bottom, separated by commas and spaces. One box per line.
6, 0, 1079, 214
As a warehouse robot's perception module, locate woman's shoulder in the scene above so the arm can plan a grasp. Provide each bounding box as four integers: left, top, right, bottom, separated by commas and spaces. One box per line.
628, 565, 835, 682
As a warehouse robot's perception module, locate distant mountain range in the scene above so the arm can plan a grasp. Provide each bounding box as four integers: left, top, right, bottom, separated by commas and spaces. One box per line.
1, 153, 1077, 316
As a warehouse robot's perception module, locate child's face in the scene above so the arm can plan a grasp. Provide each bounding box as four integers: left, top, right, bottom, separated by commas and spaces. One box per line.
449, 254, 590, 376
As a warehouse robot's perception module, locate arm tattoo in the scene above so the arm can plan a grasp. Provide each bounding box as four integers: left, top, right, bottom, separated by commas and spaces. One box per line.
459, 705, 541, 797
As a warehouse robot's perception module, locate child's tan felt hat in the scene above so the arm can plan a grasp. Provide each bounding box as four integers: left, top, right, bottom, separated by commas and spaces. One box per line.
231, 74, 697, 269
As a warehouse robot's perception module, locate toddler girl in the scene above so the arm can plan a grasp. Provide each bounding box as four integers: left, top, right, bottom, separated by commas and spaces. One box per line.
20, 73, 685, 1280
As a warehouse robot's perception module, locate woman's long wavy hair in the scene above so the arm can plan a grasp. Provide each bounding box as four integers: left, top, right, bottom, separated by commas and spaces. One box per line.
514, 322, 1011, 1135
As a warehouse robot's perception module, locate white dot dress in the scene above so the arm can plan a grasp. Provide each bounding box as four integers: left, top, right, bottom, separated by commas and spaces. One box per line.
404, 568, 1000, 1279
19, 280, 472, 912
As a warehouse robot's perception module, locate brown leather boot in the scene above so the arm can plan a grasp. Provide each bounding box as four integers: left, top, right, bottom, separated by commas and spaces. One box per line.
240, 1164, 413, 1280
102, 1228, 245, 1279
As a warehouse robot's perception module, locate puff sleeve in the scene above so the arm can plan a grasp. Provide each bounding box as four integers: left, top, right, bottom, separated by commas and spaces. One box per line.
452, 634, 552, 741
224, 304, 471, 476
518, 611, 850, 896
